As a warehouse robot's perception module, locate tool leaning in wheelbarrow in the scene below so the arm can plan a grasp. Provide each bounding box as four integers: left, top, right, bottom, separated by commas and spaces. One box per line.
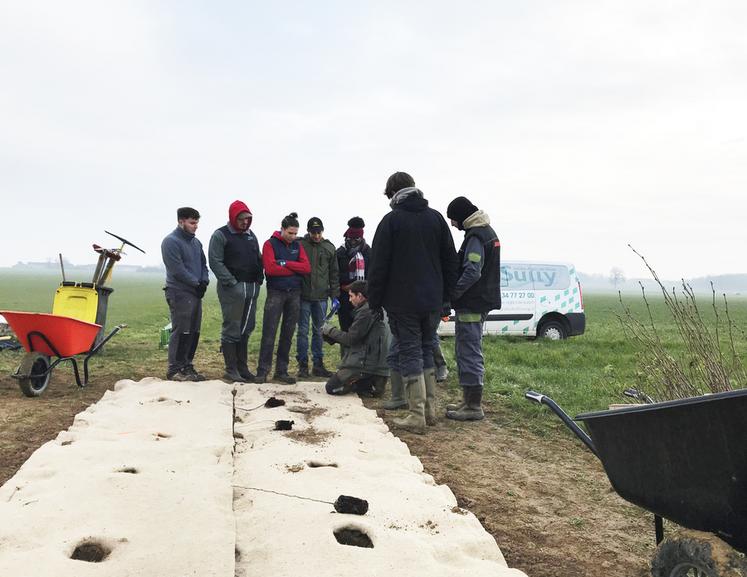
1, 231, 145, 397
525, 389, 747, 576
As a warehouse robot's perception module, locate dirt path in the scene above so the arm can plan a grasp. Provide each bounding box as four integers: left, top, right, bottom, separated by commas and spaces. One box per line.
1, 376, 655, 576
369, 400, 655, 577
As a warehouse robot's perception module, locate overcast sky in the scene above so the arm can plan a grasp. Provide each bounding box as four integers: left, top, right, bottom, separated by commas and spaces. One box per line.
1, 1, 746, 280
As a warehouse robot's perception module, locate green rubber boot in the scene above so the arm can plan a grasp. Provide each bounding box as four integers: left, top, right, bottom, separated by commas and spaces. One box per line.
380, 370, 407, 410
392, 374, 427, 434
424, 367, 437, 426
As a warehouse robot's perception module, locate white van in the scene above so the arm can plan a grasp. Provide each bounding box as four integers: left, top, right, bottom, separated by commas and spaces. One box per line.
438, 261, 586, 339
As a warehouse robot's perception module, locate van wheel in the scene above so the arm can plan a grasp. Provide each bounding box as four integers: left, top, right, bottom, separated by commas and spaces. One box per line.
538, 320, 567, 340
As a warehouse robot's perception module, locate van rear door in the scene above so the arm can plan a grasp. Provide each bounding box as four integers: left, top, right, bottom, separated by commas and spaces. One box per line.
482, 263, 536, 336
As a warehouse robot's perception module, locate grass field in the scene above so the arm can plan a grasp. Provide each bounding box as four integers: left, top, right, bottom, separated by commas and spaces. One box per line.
2, 271, 745, 576
2, 270, 745, 423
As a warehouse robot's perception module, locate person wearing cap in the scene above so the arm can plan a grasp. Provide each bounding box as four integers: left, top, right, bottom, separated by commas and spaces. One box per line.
296, 216, 339, 379
321, 280, 389, 397
444, 196, 501, 421
208, 200, 263, 383
161, 206, 210, 382
256, 212, 311, 385
368, 172, 459, 434
336, 216, 371, 331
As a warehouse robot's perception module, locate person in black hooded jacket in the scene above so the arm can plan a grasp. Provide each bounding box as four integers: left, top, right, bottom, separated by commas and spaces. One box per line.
368, 172, 458, 434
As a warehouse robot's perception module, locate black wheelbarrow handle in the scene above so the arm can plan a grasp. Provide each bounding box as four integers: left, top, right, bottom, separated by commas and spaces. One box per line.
525, 391, 599, 458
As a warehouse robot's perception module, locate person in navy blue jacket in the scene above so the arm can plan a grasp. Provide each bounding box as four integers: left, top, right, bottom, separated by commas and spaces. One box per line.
255, 212, 311, 384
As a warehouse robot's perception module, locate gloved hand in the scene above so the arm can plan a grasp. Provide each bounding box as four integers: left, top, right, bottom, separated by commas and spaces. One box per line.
441, 303, 452, 320
196, 281, 208, 299
321, 322, 335, 336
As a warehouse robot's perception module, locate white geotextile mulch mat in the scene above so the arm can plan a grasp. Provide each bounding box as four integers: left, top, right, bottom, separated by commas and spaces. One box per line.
0, 378, 527, 577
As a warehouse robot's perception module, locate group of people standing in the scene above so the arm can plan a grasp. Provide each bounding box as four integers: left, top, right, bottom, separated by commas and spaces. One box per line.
160, 171, 500, 434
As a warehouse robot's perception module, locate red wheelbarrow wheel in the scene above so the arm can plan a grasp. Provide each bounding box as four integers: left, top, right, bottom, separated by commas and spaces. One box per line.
17, 351, 52, 397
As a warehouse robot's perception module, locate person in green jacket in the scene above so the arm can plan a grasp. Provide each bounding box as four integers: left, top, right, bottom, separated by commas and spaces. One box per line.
297, 217, 339, 378
321, 280, 390, 396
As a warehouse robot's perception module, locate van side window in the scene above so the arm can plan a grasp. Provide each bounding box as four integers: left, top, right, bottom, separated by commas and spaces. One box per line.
501, 264, 569, 290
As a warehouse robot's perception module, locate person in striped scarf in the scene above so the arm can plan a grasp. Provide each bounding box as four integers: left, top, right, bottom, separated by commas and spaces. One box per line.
335, 217, 371, 331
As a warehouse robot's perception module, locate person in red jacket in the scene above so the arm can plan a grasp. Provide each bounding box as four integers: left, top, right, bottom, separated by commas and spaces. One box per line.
255, 212, 311, 384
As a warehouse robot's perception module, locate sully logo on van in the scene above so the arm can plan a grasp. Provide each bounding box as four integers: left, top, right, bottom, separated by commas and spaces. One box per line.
501, 266, 562, 288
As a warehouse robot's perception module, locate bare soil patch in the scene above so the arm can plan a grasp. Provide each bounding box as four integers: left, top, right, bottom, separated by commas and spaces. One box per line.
367, 397, 655, 577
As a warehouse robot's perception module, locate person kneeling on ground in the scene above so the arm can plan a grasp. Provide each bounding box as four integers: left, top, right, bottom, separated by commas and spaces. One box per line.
321, 280, 390, 397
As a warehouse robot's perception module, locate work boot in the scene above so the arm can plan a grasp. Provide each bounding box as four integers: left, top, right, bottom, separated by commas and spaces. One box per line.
424, 367, 438, 426
254, 372, 267, 384
380, 370, 407, 410
184, 365, 207, 382
222, 342, 247, 383
273, 373, 297, 385
312, 361, 333, 378
445, 387, 467, 412
297, 360, 310, 379
436, 364, 449, 382
168, 368, 192, 382
446, 386, 485, 421
236, 336, 255, 382
371, 376, 387, 398
392, 374, 427, 435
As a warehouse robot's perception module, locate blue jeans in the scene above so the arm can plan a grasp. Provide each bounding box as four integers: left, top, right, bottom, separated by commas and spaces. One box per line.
296, 299, 327, 364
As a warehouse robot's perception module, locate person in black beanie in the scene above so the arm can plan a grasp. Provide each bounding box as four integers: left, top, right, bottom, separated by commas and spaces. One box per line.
444, 196, 501, 421
368, 171, 459, 434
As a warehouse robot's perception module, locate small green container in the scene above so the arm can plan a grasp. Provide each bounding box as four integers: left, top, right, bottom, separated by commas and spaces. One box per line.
159, 323, 172, 349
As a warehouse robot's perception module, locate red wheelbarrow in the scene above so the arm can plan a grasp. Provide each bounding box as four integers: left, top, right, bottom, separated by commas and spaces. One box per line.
0, 310, 125, 397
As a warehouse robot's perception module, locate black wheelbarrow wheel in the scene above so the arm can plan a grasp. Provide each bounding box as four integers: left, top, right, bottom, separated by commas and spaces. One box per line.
651, 531, 746, 577
17, 352, 52, 397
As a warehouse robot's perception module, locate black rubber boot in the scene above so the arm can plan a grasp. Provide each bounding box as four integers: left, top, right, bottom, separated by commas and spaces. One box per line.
222, 342, 247, 383
236, 336, 255, 382
446, 386, 484, 421
312, 361, 333, 378
297, 360, 310, 379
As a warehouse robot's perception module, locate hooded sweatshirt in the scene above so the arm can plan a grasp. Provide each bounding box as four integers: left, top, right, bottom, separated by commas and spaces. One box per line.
208, 200, 263, 286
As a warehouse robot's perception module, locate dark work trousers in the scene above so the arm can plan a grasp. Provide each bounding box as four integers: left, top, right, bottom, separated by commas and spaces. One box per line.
325, 368, 379, 395
217, 281, 260, 343
257, 288, 301, 376
455, 310, 488, 387
387, 310, 441, 378
433, 333, 446, 370
387, 332, 400, 372
338, 290, 354, 331
165, 286, 202, 375
296, 299, 327, 364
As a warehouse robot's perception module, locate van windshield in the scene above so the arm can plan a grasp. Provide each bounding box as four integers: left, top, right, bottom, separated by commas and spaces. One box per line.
501, 264, 570, 290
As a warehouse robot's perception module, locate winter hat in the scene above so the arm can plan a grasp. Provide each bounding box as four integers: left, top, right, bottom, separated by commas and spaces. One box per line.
344, 216, 365, 239
307, 216, 324, 233
229, 200, 252, 229
447, 196, 478, 228
384, 172, 415, 198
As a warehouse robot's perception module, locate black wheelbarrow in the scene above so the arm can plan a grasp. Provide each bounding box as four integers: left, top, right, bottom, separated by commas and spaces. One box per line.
526, 389, 747, 576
